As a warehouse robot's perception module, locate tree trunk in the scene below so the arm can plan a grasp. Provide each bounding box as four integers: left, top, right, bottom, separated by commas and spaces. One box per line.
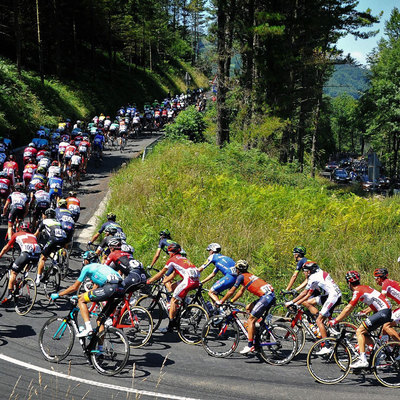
52, 0, 61, 76
36, 0, 44, 84
311, 91, 322, 178
13, 0, 21, 76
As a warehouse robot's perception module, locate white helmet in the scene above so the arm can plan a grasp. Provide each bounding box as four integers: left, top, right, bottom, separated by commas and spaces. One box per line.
206, 243, 221, 253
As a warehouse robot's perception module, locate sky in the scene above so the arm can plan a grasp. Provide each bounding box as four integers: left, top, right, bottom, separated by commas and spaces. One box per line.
337, 0, 399, 65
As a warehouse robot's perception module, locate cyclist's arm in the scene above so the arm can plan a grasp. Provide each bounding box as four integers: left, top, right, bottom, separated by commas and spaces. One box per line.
295, 278, 308, 292
147, 266, 167, 284
333, 303, 354, 323
58, 280, 81, 296
201, 271, 216, 284
150, 248, 162, 267
89, 232, 100, 243
286, 270, 299, 291
360, 306, 373, 315
2, 198, 10, 214
0, 235, 14, 257
229, 285, 246, 303
163, 270, 177, 284
289, 289, 309, 306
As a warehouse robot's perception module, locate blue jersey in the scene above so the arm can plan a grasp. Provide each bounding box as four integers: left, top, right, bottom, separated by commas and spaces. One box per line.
94, 134, 105, 146
295, 257, 309, 271
78, 263, 122, 286
158, 238, 178, 254
56, 208, 75, 232
49, 177, 63, 190
202, 253, 237, 276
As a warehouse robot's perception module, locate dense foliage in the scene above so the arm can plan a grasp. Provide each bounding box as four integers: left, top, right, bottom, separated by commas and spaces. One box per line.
107, 140, 400, 294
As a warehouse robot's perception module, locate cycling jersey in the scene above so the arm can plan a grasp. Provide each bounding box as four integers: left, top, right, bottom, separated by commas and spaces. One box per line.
381, 279, 400, 305
295, 257, 309, 271
93, 134, 105, 147
0, 177, 11, 198
164, 254, 200, 280
48, 177, 63, 197
78, 263, 122, 286
28, 173, 47, 191
66, 196, 80, 214
33, 190, 50, 208
8, 191, 27, 209
105, 250, 144, 276
36, 149, 46, 160
23, 147, 37, 160
3, 160, 18, 176
23, 164, 37, 176
201, 253, 237, 276
306, 269, 341, 296
78, 140, 90, 154
233, 273, 274, 297
64, 145, 76, 159
158, 238, 178, 254
98, 221, 124, 235
47, 166, 61, 178
38, 157, 51, 170
70, 154, 81, 166
349, 285, 391, 312
8, 231, 41, 255
58, 141, 69, 154
37, 218, 67, 241
55, 208, 75, 233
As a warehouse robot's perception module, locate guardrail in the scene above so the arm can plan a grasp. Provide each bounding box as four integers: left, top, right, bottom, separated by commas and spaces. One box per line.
142, 133, 165, 161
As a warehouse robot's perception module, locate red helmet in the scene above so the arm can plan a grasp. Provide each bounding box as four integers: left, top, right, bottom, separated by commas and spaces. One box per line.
19, 222, 31, 232
374, 268, 388, 279
345, 270, 360, 284
51, 161, 59, 166
35, 182, 45, 191
167, 243, 181, 255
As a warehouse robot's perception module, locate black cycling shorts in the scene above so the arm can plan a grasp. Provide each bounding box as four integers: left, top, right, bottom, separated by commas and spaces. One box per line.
12, 252, 40, 273
363, 308, 392, 331
42, 237, 67, 258
251, 293, 276, 318
122, 270, 147, 293
8, 205, 25, 223
86, 282, 122, 302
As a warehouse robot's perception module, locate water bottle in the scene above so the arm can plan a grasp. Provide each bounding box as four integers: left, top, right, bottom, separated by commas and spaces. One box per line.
105, 317, 113, 327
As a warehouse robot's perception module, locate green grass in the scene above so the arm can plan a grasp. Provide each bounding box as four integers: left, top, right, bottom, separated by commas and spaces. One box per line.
0, 56, 208, 145
107, 140, 400, 296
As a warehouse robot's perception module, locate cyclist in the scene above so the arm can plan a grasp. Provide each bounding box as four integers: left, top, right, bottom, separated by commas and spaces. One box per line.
50, 261, 123, 337
58, 137, 69, 163
93, 130, 105, 159
34, 208, 68, 286
95, 225, 124, 262
218, 260, 275, 355
198, 243, 237, 305
147, 243, 200, 333
67, 150, 82, 185
22, 159, 37, 188
30, 182, 50, 231
0, 222, 41, 304
3, 155, 19, 188
3, 183, 29, 240
373, 268, 400, 342
47, 161, 61, 179
149, 229, 178, 268
47, 170, 63, 205
55, 199, 75, 245
0, 171, 11, 208
63, 140, 77, 167
285, 261, 342, 353
28, 167, 47, 193
105, 240, 147, 292
88, 212, 124, 245
285, 246, 308, 291
329, 270, 392, 368
78, 136, 91, 172
23, 143, 37, 163
66, 191, 80, 222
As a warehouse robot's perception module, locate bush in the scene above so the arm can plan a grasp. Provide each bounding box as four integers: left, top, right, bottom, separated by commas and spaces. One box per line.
164, 106, 206, 142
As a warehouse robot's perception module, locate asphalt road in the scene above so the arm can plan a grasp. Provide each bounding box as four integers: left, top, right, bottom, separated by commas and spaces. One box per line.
0, 134, 399, 400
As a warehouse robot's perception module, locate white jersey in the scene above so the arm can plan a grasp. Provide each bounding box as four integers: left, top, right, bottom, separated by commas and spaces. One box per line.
34, 189, 50, 204
70, 154, 82, 166
306, 269, 341, 297
38, 157, 51, 169
48, 166, 61, 178
10, 191, 27, 207
58, 141, 69, 153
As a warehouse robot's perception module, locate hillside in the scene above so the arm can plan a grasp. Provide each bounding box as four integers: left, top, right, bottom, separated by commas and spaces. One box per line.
107, 139, 400, 294
324, 64, 370, 98
0, 56, 208, 145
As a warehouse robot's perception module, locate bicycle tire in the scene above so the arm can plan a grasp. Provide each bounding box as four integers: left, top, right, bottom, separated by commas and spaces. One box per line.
307, 337, 351, 384
178, 304, 208, 345
14, 277, 37, 316
373, 341, 400, 388
201, 315, 240, 357
0, 267, 9, 301
58, 250, 69, 281
44, 263, 61, 295
38, 316, 75, 362
135, 294, 165, 331
119, 306, 153, 348
258, 323, 297, 365
293, 323, 306, 356
90, 327, 130, 376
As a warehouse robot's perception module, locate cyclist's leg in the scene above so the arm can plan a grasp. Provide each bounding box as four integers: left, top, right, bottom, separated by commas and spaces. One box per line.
209, 275, 236, 304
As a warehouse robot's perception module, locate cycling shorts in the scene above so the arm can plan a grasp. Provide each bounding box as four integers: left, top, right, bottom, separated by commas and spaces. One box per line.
391, 307, 400, 323
33, 203, 50, 218
363, 308, 392, 331
250, 292, 276, 318
12, 252, 40, 273
70, 164, 80, 171
210, 274, 237, 294
41, 237, 67, 258
173, 278, 200, 300
319, 294, 341, 317
122, 270, 147, 293
8, 205, 25, 223
49, 189, 62, 199
84, 282, 122, 302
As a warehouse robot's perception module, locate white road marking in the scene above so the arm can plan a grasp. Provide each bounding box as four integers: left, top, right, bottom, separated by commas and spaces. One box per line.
0, 353, 201, 400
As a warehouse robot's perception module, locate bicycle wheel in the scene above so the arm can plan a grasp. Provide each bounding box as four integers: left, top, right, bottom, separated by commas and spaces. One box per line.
178, 304, 208, 345
119, 306, 153, 348
373, 341, 400, 388
307, 337, 351, 384
0, 268, 9, 301
293, 323, 306, 356
43, 265, 61, 297
258, 323, 297, 365
15, 277, 37, 316
135, 295, 165, 331
38, 316, 75, 362
201, 315, 240, 357
90, 327, 130, 376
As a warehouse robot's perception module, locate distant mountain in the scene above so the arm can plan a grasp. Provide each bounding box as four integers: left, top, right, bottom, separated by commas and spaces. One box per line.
324, 64, 370, 99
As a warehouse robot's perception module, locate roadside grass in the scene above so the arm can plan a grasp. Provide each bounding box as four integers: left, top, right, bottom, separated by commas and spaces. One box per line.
108, 140, 400, 295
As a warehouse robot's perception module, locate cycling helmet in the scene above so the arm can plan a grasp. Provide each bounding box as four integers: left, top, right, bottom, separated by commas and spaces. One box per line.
345, 270, 360, 284
29, 142, 35, 148
180, 249, 187, 257
45, 208, 56, 218
108, 238, 122, 249
167, 243, 182, 254
8, 154, 14, 161
58, 198, 67, 207
236, 260, 249, 273
104, 225, 118, 235
35, 182, 45, 191
82, 250, 97, 262
302, 261, 319, 274
293, 246, 306, 256
107, 212, 116, 221
69, 191, 77, 197
37, 167, 46, 174
374, 268, 388, 279
206, 243, 221, 253
14, 182, 24, 191
159, 229, 171, 238
66, 119, 71, 123
18, 222, 31, 232
51, 161, 59, 166
121, 243, 134, 253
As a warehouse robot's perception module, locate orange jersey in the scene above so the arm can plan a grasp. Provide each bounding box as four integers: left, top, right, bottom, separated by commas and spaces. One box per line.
237, 272, 274, 297
66, 196, 80, 207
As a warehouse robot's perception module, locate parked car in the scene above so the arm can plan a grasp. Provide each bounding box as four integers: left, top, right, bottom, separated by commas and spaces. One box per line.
331, 168, 351, 184
325, 161, 339, 172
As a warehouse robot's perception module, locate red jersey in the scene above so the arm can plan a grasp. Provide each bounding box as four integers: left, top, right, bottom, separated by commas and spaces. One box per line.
23, 163, 37, 176
9, 231, 41, 254
349, 285, 391, 312
105, 250, 136, 275
66, 196, 80, 214
0, 177, 11, 196
36, 149, 46, 159
381, 279, 400, 305
3, 161, 18, 174
23, 147, 37, 159
164, 254, 200, 280
65, 145, 76, 158
234, 272, 274, 297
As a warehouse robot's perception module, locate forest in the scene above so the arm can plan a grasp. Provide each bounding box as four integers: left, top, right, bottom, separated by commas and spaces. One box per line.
1, 1, 400, 177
